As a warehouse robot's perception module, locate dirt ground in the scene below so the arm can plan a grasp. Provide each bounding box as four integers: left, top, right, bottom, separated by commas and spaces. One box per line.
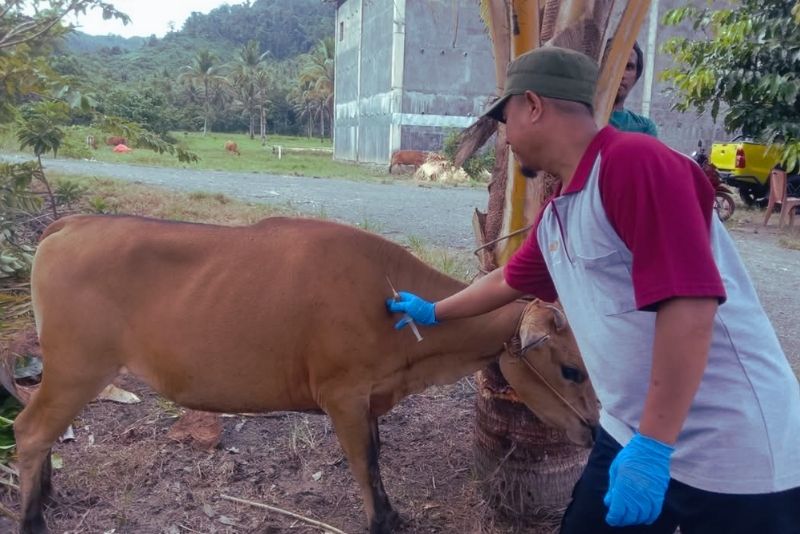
0, 216, 798, 534
1, 373, 527, 534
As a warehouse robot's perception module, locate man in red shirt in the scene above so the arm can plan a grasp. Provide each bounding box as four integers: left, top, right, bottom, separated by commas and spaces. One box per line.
387, 47, 800, 533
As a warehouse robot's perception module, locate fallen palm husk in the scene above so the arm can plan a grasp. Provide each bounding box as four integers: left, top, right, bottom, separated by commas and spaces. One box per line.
473, 365, 588, 530
0, 463, 17, 478
220, 493, 347, 534
0, 501, 19, 522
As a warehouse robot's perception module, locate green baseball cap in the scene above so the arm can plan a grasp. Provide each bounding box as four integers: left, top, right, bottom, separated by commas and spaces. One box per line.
483, 46, 599, 123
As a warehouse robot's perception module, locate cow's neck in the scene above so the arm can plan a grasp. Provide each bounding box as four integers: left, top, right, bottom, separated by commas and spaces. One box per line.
402, 268, 525, 360
384, 251, 526, 393
396, 299, 526, 395
430, 300, 525, 359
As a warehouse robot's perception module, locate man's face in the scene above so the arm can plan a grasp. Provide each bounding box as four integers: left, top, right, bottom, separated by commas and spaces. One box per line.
502, 94, 540, 178
615, 49, 639, 105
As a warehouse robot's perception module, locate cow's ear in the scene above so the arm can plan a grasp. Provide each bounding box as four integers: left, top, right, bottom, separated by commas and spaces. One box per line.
518, 300, 552, 348
519, 324, 549, 351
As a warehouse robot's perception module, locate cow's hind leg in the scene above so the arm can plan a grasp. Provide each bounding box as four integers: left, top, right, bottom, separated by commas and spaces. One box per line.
14, 356, 116, 534
327, 402, 399, 534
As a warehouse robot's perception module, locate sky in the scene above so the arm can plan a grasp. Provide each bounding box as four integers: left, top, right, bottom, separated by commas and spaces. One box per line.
68, 1, 246, 38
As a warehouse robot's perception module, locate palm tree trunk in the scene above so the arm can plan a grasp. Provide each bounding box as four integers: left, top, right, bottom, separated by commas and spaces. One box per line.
260, 107, 267, 142
203, 79, 210, 136
473, 3, 652, 530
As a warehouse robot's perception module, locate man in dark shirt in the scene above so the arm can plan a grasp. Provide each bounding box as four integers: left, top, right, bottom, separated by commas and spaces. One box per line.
608, 41, 658, 137
775, 161, 800, 197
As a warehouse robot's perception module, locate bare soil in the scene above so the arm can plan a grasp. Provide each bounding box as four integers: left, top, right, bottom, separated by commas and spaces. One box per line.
1, 370, 528, 534
0, 212, 797, 534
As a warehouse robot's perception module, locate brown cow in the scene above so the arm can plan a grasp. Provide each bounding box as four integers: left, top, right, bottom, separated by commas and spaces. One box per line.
16, 215, 598, 534
105, 136, 127, 147
224, 140, 240, 155
388, 149, 430, 173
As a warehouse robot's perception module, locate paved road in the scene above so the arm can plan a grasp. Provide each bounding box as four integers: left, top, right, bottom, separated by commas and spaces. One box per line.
1, 154, 488, 249
2, 152, 798, 361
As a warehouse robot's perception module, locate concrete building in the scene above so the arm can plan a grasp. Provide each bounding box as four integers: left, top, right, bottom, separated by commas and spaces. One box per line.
333, 0, 495, 164
332, 0, 719, 165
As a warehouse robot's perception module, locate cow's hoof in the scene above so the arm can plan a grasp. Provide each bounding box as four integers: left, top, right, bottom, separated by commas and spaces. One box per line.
370, 509, 401, 534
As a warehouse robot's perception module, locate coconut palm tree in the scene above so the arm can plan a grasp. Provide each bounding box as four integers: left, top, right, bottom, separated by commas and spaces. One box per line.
288, 84, 316, 138
469, 1, 652, 528
178, 50, 226, 135
297, 37, 334, 138
229, 71, 259, 138
253, 69, 272, 142
227, 40, 270, 139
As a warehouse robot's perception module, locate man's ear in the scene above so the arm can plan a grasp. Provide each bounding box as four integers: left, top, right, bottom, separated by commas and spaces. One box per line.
523, 91, 544, 124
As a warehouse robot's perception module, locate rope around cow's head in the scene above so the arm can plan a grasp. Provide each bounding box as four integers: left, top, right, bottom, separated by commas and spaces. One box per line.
503, 299, 592, 429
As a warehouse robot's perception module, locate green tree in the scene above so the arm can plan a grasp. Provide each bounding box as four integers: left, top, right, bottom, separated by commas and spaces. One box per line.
663, 1, 800, 169
0, 46, 50, 121
99, 88, 176, 136
294, 38, 334, 138
0, 0, 129, 50
16, 101, 70, 218
1, 1, 129, 123
253, 68, 271, 141
227, 40, 269, 139
0, 161, 40, 280
178, 50, 226, 135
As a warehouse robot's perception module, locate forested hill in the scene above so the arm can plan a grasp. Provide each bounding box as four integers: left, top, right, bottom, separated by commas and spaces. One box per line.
62, 0, 334, 60
51, 0, 337, 136
181, 0, 335, 60
64, 33, 146, 54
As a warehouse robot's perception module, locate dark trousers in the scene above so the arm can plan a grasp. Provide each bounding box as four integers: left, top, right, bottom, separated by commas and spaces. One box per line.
560, 428, 800, 534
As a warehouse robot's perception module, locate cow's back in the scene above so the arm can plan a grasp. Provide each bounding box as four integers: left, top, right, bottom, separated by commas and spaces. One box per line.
31, 215, 455, 413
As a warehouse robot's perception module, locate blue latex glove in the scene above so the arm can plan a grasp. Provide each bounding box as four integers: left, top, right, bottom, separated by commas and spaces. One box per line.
604, 432, 674, 527
385, 291, 438, 329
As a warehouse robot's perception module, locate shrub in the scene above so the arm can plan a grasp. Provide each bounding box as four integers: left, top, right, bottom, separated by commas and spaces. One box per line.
442, 129, 495, 181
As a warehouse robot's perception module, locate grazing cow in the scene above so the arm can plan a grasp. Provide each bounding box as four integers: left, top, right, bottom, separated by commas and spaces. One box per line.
224, 140, 240, 155
105, 136, 127, 147
16, 215, 598, 534
388, 150, 430, 173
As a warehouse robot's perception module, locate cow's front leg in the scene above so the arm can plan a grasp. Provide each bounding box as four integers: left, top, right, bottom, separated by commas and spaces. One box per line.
326, 401, 400, 534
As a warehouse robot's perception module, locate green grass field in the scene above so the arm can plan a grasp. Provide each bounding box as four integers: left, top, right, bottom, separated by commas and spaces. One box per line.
0, 126, 390, 182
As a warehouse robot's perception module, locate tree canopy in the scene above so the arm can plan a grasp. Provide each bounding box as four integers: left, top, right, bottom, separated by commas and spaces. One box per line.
182, 0, 334, 61
45, 0, 336, 137
663, 0, 800, 168
0, 0, 129, 50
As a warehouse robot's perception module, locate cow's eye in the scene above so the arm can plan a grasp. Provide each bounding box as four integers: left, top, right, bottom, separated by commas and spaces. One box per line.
561, 365, 585, 383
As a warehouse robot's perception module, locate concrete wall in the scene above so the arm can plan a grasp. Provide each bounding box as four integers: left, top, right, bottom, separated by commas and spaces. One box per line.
335, 0, 721, 163
333, 0, 361, 161
399, 0, 496, 151
334, 0, 496, 164
334, 0, 395, 164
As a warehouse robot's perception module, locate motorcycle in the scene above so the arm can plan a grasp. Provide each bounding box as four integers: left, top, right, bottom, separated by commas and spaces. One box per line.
692, 141, 736, 222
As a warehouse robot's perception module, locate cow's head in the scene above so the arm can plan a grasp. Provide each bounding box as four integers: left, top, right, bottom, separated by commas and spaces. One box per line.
500, 300, 599, 448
